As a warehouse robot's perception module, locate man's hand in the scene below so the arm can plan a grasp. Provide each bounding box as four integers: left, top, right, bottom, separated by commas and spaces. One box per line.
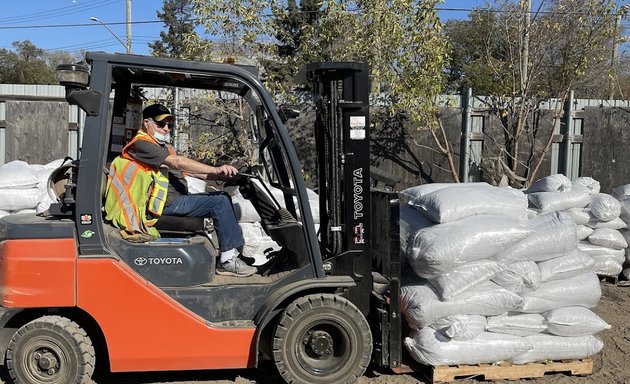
215, 164, 238, 180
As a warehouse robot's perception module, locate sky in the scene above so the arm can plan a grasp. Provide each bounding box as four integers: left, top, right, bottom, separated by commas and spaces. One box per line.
0, 0, 541, 57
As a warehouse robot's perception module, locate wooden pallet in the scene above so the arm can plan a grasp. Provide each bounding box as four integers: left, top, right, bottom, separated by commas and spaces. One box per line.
598, 274, 619, 285
422, 359, 593, 383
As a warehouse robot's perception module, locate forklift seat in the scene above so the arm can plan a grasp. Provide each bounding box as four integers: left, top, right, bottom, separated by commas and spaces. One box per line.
153, 215, 207, 237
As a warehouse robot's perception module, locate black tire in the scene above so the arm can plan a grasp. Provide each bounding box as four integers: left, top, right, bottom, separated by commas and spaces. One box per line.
272, 294, 372, 384
6, 315, 95, 384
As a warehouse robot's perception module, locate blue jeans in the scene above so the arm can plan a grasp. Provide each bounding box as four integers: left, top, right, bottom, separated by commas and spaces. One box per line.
162, 192, 244, 252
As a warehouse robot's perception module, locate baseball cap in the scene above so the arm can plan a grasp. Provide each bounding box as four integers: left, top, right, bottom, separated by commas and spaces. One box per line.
142, 104, 174, 122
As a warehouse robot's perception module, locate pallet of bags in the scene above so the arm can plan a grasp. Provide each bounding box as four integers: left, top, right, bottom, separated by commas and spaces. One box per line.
400, 182, 607, 379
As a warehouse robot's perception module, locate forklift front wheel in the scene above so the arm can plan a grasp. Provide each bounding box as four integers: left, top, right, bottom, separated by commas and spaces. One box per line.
273, 294, 373, 384
5, 315, 95, 384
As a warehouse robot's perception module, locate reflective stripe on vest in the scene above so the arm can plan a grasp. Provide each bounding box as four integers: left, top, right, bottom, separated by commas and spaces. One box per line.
107, 160, 143, 233
148, 168, 169, 216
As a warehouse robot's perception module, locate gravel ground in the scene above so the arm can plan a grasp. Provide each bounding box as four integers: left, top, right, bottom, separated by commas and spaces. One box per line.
1, 282, 627, 384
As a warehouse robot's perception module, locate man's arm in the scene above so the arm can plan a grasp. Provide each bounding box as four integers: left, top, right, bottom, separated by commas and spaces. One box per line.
163, 154, 238, 180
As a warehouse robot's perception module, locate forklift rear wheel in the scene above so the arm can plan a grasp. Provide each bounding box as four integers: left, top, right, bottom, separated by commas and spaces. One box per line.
273, 294, 372, 384
5, 315, 95, 384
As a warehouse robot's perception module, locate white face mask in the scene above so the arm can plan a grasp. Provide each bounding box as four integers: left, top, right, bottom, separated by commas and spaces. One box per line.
153, 131, 171, 144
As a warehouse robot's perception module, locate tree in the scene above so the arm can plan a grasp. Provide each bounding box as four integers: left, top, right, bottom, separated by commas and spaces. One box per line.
443, 10, 510, 95
263, 0, 322, 92
445, 0, 618, 187
188, 0, 452, 182
0, 40, 61, 84
149, 0, 207, 59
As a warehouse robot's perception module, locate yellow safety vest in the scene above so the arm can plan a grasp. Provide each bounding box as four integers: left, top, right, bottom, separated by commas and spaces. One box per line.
104, 130, 171, 237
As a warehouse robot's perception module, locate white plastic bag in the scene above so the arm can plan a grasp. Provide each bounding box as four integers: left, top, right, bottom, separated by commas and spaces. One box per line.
0, 188, 40, 211
496, 211, 577, 263
401, 280, 522, 329
404, 327, 533, 366
612, 184, 630, 200
430, 315, 487, 341
0, 160, 39, 189
590, 254, 624, 277
578, 241, 625, 261
588, 193, 621, 222
408, 215, 533, 277
538, 251, 595, 283
527, 188, 590, 212
527, 174, 572, 193
492, 261, 541, 294
573, 177, 601, 195
485, 313, 548, 336
400, 182, 490, 202
586, 216, 627, 230
511, 334, 603, 364
406, 184, 528, 223
577, 225, 594, 240
185, 176, 207, 194
544, 307, 611, 337
565, 208, 590, 225
231, 189, 262, 223
428, 259, 504, 301
400, 203, 433, 256
588, 228, 628, 250
239, 222, 280, 265
519, 272, 602, 313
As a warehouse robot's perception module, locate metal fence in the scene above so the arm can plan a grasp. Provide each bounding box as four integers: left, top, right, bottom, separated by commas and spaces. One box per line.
2, 84, 629, 192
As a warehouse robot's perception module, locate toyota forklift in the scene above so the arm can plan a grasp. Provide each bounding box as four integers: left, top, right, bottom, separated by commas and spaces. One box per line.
0, 53, 401, 384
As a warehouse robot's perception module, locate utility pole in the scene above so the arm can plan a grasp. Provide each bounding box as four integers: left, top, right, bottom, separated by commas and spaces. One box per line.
609, 6, 630, 100
520, 0, 531, 93
126, 0, 132, 54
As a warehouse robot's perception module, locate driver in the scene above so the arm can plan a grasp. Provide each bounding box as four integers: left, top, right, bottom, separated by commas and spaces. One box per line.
123, 103, 257, 277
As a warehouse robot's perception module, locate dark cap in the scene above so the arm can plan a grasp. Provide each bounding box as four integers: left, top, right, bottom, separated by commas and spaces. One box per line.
142, 104, 174, 122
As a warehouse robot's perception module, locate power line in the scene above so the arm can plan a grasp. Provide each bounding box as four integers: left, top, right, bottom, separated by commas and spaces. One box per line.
0, 19, 164, 30
0, 4, 625, 32
0, 0, 122, 25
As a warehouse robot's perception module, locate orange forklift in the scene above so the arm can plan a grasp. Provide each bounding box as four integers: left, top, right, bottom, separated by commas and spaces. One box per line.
0, 53, 401, 384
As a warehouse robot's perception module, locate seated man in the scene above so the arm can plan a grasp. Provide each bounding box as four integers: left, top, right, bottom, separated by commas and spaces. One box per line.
122, 103, 256, 277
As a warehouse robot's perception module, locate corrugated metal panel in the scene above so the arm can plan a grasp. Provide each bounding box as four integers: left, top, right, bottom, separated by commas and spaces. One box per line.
570, 143, 581, 179
0, 84, 65, 97
551, 142, 560, 174
573, 118, 583, 135
68, 131, 78, 159
0, 127, 4, 165
471, 115, 484, 133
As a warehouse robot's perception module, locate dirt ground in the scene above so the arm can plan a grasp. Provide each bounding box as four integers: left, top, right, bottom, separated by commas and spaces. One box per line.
61, 281, 627, 384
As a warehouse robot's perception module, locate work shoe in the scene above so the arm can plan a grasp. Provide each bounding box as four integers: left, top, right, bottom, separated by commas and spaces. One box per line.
216, 256, 257, 277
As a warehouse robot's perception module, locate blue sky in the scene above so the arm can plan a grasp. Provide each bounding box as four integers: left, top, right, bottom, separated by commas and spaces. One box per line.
0, 0, 535, 56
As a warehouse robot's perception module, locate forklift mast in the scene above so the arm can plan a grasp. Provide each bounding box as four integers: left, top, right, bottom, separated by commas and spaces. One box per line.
307, 63, 402, 370
307, 62, 371, 259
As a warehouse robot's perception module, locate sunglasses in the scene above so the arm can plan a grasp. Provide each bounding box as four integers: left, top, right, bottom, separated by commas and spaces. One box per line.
153, 119, 172, 128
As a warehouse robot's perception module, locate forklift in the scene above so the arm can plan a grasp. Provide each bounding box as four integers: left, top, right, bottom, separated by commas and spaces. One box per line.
0, 53, 401, 384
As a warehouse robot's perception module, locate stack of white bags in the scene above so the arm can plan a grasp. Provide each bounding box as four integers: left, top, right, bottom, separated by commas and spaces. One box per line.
526, 174, 628, 277
400, 179, 609, 366
0, 159, 64, 218
611, 184, 630, 280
